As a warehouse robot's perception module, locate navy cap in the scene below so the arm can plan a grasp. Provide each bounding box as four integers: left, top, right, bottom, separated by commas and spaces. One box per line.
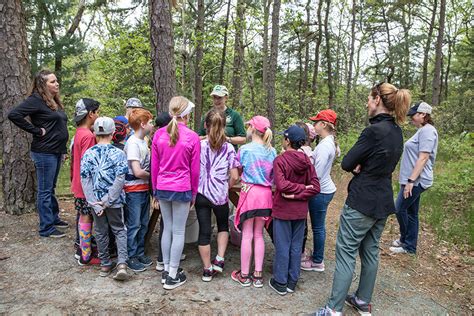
407, 101, 432, 116
284, 125, 306, 143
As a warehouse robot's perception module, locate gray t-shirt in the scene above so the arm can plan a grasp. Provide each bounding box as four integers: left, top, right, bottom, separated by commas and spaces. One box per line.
399, 124, 438, 189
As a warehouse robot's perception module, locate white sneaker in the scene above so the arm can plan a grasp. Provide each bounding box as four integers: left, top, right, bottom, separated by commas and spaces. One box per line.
389, 246, 408, 254
156, 261, 164, 272
391, 239, 404, 247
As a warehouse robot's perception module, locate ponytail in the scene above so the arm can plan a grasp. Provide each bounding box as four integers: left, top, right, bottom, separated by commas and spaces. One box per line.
262, 128, 273, 149
371, 83, 411, 125
205, 109, 227, 151
167, 96, 190, 147
167, 117, 179, 146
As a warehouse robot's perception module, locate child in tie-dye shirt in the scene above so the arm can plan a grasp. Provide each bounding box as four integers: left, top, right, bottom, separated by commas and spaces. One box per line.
231, 116, 277, 288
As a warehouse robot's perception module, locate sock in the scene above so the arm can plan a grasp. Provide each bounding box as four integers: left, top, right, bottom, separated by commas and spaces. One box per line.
215, 255, 224, 262
169, 267, 178, 279
205, 265, 213, 271
164, 264, 169, 272
79, 220, 92, 261
355, 296, 368, 305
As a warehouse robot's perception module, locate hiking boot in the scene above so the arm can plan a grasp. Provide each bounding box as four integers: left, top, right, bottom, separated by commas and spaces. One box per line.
78, 256, 101, 266
345, 294, 372, 315
211, 258, 225, 273
268, 278, 287, 296
389, 246, 408, 254
252, 272, 263, 288
54, 220, 69, 229
127, 257, 147, 272
137, 255, 153, 267
301, 260, 325, 272
231, 270, 251, 287
99, 262, 117, 277
163, 270, 187, 290
46, 230, 66, 238
156, 261, 164, 272
113, 263, 129, 281
202, 268, 217, 282
391, 239, 405, 247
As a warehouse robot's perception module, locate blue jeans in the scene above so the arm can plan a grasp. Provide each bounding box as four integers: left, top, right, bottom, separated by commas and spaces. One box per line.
272, 218, 306, 287
395, 185, 425, 253
30, 152, 62, 236
308, 192, 335, 263
125, 191, 150, 258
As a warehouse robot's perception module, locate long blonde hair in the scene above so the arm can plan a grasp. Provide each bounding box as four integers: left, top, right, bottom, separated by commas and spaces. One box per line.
167, 96, 190, 146
371, 82, 411, 125
253, 128, 273, 149
205, 109, 227, 151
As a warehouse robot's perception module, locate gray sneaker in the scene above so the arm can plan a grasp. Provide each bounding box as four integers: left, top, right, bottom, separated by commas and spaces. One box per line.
113, 263, 129, 281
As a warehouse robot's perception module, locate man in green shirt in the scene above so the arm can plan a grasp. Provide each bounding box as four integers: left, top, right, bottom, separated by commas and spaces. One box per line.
198, 85, 246, 148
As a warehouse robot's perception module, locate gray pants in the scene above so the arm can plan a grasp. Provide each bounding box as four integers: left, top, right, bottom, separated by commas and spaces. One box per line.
327, 204, 387, 311
160, 200, 190, 271
91, 207, 128, 266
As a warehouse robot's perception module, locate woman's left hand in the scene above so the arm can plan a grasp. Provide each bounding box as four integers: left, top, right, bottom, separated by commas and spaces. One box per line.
282, 193, 295, 199
404, 183, 414, 199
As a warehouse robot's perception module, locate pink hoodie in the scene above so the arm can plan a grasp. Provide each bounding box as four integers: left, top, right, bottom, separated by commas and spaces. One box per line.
151, 122, 201, 197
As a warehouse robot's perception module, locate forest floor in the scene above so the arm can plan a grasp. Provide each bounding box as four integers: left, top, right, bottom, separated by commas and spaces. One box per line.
0, 172, 472, 315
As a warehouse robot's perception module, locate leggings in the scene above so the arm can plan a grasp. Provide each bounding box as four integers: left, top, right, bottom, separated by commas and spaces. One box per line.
195, 193, 229, 246
240, 217, 266, 275
159, 200, 190, 271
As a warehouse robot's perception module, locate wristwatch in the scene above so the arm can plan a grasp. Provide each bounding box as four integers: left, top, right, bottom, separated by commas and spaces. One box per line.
407, 178, 415, 183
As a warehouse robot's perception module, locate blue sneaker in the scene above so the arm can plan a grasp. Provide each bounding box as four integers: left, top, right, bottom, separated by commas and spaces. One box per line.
137, 255, 153, 267
127, 257, 146, 272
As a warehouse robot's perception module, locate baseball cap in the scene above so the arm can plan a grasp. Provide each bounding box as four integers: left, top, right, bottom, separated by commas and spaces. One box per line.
407, 101, 432, 116
155, 112, 172, 128
125, 97, 143, 108
284, 125, 307, 143
94, 117, 115, 136
309, 109, 337, 125
210, 85, 229, 97
246, 116, 271, 133
74, 98, 100, 123
114, 115, 128, 125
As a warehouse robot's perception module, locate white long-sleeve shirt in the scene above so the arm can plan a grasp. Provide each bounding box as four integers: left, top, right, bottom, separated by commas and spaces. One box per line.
311, 135, 337, 194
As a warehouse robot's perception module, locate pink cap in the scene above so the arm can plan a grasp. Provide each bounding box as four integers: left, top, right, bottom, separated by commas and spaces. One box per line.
305, 123, 317, 140
246, 116, 271, 133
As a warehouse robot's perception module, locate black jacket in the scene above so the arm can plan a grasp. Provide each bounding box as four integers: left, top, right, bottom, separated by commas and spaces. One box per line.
341, 113, 403, 219
8, 93, 69, 154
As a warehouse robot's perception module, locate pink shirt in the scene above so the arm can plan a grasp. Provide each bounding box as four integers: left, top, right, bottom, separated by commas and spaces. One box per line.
151, 122, 201, 197
71, 127, 96, 198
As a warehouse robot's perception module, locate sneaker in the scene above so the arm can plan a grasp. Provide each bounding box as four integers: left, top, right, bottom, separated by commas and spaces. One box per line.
202, 268, 217, 282
137, 255, 153, 267
389, 246, 408, 254
211, 258, 225, 273
391, 239, 405, 247
46, 230, 66, 238
99, 262, 117, 277
301, 248, 312, 262
345, 294, 372, 315
161, 271, 169, 284
301, 260, 325, 272
268, 278, 287, 296
287, 281, 296, 293
180, 253, 186, 261
54, 220, 69, 229
74, 246, 81, 260
252, 273, 263, 288
231, 270, 251, 287
163, 271, 187, 290
77, 256, 101, 266
113, 263, 129, 281
156, 261, 164, 272
127, 257, 147, 272
314, 306, 340, 316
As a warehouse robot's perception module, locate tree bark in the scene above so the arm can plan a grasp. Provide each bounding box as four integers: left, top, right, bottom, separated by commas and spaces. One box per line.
345, 0, 356, 116
420, 0, 437, 100
262, 0, 271, 97
193, 0, 205, 130
432, 0, 446, 106
266, 0, 281, 128
324, 0, 335, 108
231, 0, 246, 109
311, 0, 324, 102
301, 0, 311, 116
0, 0, 37, 215
218, 0, 232, 84
150, 0, 177, 113
30, 10, 44, 74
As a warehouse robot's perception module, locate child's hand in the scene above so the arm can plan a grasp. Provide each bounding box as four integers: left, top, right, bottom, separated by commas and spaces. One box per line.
282, 193, 295, 199
96, 209, 104, 216
305, 185, 314, 189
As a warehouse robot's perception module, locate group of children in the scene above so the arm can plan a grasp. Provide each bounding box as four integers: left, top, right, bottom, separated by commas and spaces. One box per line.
70, 92, 339, 294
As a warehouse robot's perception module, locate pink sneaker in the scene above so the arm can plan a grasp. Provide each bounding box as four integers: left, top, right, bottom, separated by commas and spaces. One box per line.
301, 260, 325, 272
301, 248, 312, 262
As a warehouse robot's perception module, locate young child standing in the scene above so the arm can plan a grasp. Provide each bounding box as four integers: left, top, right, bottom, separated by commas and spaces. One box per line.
196, 109, 240, 282
269, 125, 320, 295
112, 116, 128, 151
151, 96, 200, 290
71, 98, 100, 265
231, 116, 276, 288
124, 108, 154, 272
80, 117, 129, 280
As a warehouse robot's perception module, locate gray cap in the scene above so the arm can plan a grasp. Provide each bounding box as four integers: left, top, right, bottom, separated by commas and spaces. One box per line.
74, 98, 100, 123
94, 117, 115, 136
125, 97, 143, 108
407, 101, 432, 116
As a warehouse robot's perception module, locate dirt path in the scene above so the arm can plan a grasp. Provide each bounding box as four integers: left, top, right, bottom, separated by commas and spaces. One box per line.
1, 173, 472, 314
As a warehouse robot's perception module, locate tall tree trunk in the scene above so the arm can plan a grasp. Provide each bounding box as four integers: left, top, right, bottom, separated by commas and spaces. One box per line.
150, 0, 177, 112
420, 0, 437, 100
30, 11, 44, 74
231, 0, 246, 109
432, 0, 446, 107
193, 0, 205, 130
345, 0, 356, 117
444, 36, 453, 99
262, 0, 271, 99
218, 0, 232, 84
401, 4, 413, 88
301, 0, 311, 115
266, 0, 281, 128
311, 0, 324, 103
0, 0, 37, 215
324, 0, 335, 108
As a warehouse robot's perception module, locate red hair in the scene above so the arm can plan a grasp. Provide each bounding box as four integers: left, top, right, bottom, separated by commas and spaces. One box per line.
128, 108, 153, 131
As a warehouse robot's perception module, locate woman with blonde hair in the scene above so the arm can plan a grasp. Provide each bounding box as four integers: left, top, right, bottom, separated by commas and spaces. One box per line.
151, 96, 200, 290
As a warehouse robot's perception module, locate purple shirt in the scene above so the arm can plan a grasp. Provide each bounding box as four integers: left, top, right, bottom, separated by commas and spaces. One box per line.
198, 140, 240, 205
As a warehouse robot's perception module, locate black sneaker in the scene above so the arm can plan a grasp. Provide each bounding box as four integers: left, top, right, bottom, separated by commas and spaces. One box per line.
46, 230, 66, 238
202, 268, 217, 282
345, 294, 372, 315
137, 255, 153, 267
54, 220, 69, 229
74, 246, 81, 260
269, 278, 287, 296
287, 281, 296, 293
163, 270, 187, 290
161, 271, 169, 284
127, 257, 147, 272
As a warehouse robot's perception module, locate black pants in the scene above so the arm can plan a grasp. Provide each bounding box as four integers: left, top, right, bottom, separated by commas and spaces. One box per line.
195, 193, 229, 246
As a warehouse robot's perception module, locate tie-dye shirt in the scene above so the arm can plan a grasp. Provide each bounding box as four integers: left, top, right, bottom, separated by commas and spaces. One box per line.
198, 140, 240, 205
237, 142, 277, 187
80, 144, 129, 205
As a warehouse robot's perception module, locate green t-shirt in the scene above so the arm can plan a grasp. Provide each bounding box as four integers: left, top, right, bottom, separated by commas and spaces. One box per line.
198, 107, 246, 138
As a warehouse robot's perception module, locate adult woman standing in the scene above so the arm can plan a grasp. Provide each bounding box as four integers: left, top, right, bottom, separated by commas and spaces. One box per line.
390, 102, 438, 254
8, 70, 69, 238
315, 82, 410, 316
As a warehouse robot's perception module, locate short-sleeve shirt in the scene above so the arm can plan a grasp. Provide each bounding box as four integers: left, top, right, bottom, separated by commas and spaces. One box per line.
198, 140, 240, 205
80, 144, 129, 204
399, 124, 438, 188
237, 142, 277, 187
198, 107, 246, 150
71, 127, 97, 198
124, 134, 150, 192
